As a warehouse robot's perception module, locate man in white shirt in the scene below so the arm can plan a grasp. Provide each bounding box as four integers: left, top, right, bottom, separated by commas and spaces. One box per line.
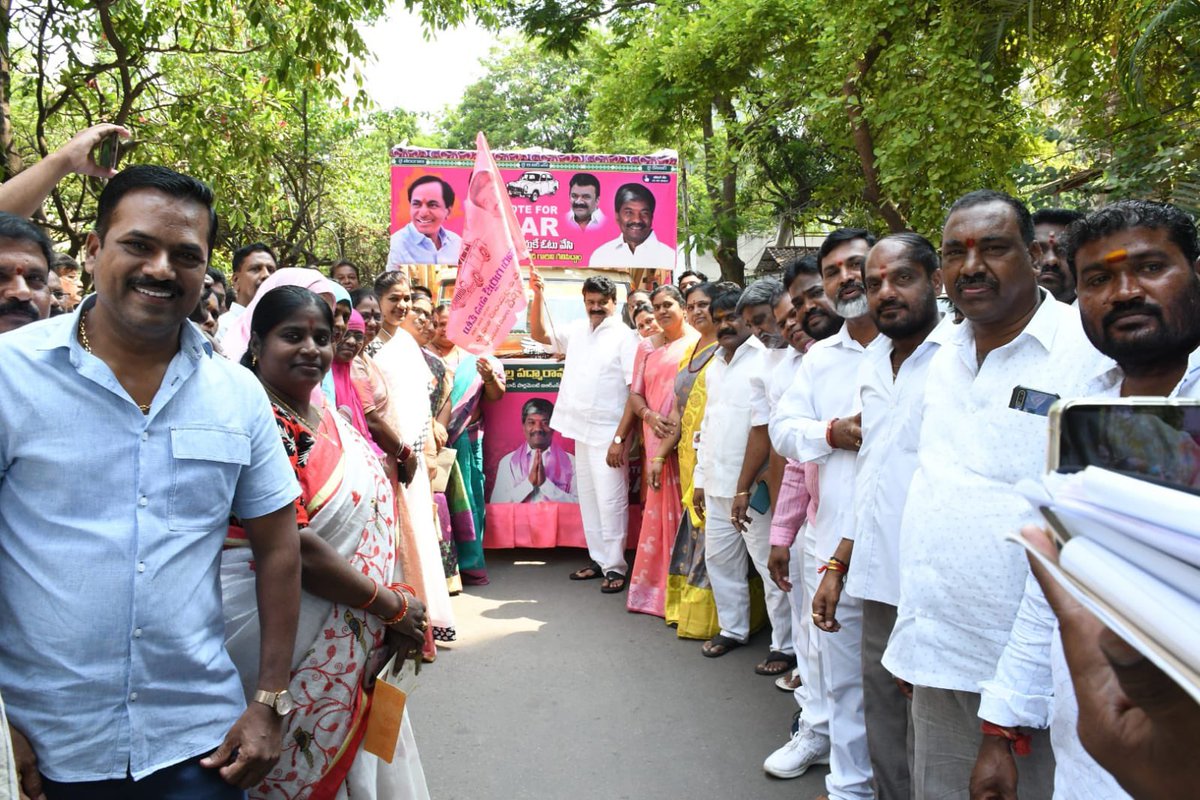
882, 190, 1101, 798
588, 183, 676, 269
530, 271, 639, 593
770, 228, 878, 800
806, 232, 950, 799
563, 173, 606, 232
490, 398, 578, 504
694, 286, 790, 660
762, 254, 840, 780
216, 242, 276, 344
972, 200, 1200, 800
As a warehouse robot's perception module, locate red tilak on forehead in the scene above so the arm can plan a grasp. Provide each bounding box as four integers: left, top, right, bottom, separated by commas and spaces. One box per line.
965, 237, 976, 249
1105, 248, 1129, 264
1048, 232, 1057, 245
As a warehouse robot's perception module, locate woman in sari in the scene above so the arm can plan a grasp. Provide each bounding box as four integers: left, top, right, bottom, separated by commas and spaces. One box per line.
624, 285, 698, 615
349, 287, 438, 659
372, 271, 457, 647
662, 281, 752, 639
430, 304, 506, 585
221, 286, 430, 800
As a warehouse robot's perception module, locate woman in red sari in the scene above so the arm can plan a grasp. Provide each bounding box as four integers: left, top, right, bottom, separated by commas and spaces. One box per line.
625, 285, 698, 615
221, 286, 430, 800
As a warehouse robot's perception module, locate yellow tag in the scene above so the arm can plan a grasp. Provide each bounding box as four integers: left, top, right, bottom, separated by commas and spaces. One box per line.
363, 678, 407, 763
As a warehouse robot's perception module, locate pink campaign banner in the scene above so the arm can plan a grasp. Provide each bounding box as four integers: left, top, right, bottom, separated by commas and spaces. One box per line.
389, 147, 678, 270
445, 133, 529, 355
481, 360, 642, 551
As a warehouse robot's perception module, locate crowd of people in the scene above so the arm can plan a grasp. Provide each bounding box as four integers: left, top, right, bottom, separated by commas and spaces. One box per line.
1, 123, 1198, 800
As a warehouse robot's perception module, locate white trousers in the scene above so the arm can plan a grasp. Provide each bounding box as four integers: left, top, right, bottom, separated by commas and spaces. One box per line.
575, 440, 629, 575
820, 587, 873, 800
793, 522, 830, 737
704, 494, 792, 651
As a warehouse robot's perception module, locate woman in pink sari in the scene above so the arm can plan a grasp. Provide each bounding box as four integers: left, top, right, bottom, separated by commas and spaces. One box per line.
625, 285, 698, 615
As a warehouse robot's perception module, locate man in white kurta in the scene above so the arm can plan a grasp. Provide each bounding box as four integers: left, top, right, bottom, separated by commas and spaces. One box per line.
529, 273, 638, 584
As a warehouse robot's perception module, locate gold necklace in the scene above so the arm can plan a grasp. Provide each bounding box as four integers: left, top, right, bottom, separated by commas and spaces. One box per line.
263, 385, 319, 433
79, 311, 151, 414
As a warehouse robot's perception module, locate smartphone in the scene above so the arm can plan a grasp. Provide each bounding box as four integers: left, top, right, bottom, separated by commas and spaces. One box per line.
1011, 385, 1060, 417
1048, 397, 1200, 493
94, 133, 123, 171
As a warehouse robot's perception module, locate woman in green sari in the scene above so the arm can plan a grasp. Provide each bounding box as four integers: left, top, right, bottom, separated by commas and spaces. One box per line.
431, 305, 506, 584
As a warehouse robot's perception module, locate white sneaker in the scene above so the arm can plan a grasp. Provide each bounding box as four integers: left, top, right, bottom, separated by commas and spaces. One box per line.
762, 726, 831, 779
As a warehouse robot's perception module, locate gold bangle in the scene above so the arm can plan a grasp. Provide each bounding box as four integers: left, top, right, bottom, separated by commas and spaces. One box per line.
651, 456, 666, 462
734, 490, 751, 497
380, 589, 410, 625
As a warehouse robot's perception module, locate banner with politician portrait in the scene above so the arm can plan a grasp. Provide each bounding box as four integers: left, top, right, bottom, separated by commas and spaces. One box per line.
388, 147, 678, 272
481, 360, 641, 550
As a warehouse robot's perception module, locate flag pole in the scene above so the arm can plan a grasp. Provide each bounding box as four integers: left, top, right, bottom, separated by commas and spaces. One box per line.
529, 268, 561, 353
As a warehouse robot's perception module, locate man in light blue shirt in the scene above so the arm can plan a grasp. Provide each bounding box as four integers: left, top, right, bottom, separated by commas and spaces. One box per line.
0, 165, 302, 799
386, 174, 462, 268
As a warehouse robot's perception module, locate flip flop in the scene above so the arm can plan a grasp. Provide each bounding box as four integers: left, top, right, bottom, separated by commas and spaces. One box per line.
600, 571, 627, 593
701, 634, 745, 658
755, 650, 798, 676
569, 561, 603, 581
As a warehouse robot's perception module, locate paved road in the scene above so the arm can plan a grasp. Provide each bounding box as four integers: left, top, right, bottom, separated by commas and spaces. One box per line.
410, 548, 829, 799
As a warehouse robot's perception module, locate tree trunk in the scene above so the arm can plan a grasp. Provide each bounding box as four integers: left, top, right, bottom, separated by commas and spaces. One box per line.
844, 32, 908, 232
0, 0, 20, 182
702, 96, 746, 285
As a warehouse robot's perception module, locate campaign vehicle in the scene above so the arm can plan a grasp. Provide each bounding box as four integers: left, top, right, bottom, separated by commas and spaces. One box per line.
505, 171, 559, 202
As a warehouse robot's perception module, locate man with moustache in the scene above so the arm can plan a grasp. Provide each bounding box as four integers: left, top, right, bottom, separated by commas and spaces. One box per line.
694, 287, 792, 661
972, 200, 1200, 800
0, 212, 55, 334
588, 183, 676, 269
770, 228, 878, 800
0, 165, 301, 799
808, 233, 950, 800
563, 173, 605, 232
1032, 208, 1084, 304
530, 272, 638, 593
726, 277, 797, 676
216, 242, 277, 343
761, 253, 842, 779
491, 398, 578, 504
882, 190, 1099, 798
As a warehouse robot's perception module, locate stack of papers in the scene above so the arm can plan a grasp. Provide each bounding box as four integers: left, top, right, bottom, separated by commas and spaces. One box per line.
1016, 467, 1200, 703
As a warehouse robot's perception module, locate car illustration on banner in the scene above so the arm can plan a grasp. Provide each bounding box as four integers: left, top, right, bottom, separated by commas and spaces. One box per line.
505, 171, 559, 201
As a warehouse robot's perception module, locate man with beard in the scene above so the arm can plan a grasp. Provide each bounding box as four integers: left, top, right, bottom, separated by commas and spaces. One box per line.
808, 233, 949, 799
720, 275, 796, 676
694, 287, 792, 663
563, 173, 605, 232
530, 273, 638, 593
761, 253, 841, 779
216, 242, 277, 343
972, 200, 1200, 800
0, 212, 54, 334
491, 398, 578, 503
882, 191, 1100, 798
588, 183, 676, 269
770, 228, 878, 800
1032, 208, 1084, 304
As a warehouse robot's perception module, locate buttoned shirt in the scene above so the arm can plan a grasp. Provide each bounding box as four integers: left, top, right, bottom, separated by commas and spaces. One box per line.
978, 353, 1200, 800
214, 300, 246, 344
0, 302, 299, 781
695, 336, 770, 498
845, 318, 952, 605
588, 230, 677, 269
562, 208, 606, 232
882, 292, 1107, 691
548, 314, 639, 447
766, 346, 803, 408
770, 323, 877, 559
387, 221, 463, 268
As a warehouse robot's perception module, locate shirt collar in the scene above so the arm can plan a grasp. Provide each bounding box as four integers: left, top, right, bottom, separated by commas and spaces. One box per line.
39, 295, 213, 359
402, 221, 446, 249
590, 313, 624, 333
1087, 343, 1200, 397
952, 287, 1063, 354
611, 230, 661, 254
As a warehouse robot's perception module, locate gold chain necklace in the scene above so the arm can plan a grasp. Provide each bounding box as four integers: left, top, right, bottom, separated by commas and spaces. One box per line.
79, 311, 151, 415
263, 385, 319, 433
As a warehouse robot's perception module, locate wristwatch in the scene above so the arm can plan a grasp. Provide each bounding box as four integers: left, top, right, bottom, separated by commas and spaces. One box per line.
253, 688, 296, 717
612, 435, 624, 445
